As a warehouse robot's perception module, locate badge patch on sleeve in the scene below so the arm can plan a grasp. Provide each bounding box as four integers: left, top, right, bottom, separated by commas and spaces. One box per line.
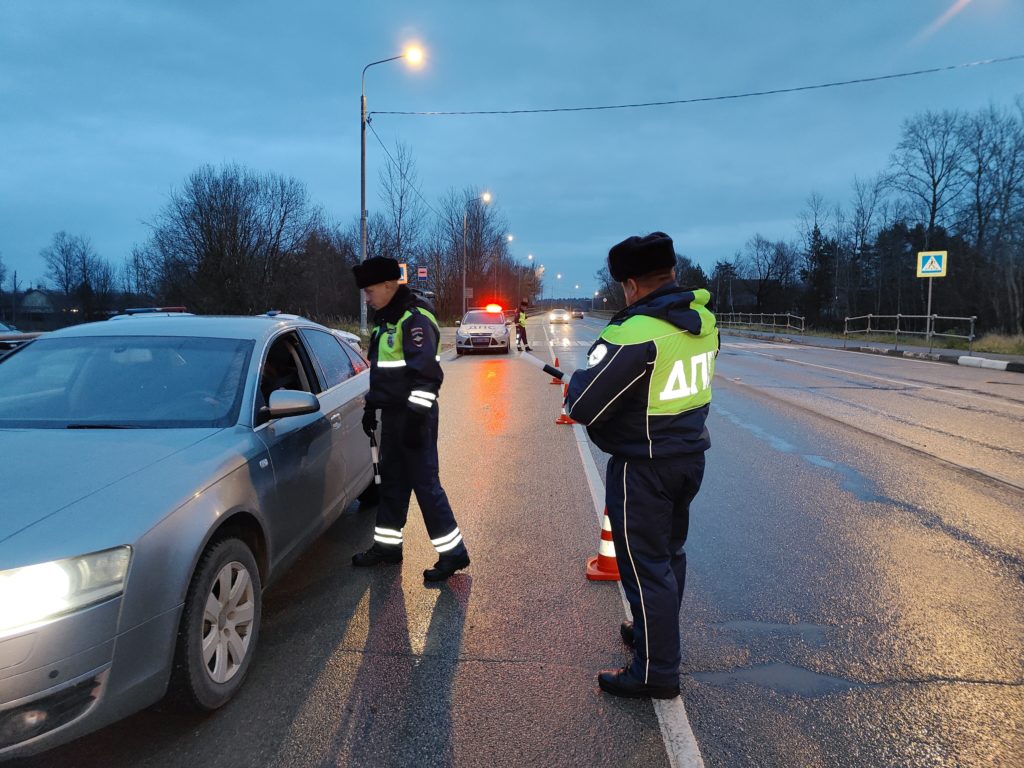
588, 343, 608, 368
410, 326, 425, 347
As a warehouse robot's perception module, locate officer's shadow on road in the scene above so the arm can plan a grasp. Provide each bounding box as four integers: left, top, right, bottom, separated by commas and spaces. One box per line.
314, 569, 472, 768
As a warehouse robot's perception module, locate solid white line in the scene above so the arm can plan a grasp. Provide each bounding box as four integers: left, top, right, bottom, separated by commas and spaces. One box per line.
571, 422, 705, 768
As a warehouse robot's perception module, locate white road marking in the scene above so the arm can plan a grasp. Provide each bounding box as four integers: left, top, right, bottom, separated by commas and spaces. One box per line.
736, 348, 1024, 413
563, 318, 706, 768
571, 426, 705, 768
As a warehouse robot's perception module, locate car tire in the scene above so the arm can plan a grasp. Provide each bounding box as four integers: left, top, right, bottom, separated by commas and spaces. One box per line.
503, 343, 510, 354
456, 348, 464, 356
171, 537, 262, 711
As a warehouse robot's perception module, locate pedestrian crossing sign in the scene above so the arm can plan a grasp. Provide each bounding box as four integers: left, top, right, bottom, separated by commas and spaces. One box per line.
916, 251, 948, 278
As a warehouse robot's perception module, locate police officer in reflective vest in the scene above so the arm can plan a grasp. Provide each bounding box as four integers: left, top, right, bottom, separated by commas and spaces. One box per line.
565, 232, 717, 698
515, 299, 532, 352
351, 257, 470, 582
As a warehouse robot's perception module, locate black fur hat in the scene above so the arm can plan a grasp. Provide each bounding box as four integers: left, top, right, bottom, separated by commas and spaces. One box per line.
352, 256, 402, 288
607, 232, 676, 282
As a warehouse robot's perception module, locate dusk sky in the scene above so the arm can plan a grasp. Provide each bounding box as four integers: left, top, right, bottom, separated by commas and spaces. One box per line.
2, 1, 1022, 296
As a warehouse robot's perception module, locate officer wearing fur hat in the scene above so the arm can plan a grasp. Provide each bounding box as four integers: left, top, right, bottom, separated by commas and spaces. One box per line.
351, 256, 470, 582
565, 232, 717, 698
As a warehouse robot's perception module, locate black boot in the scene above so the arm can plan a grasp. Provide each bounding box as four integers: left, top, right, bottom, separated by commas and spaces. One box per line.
423, 551, 470, 582
352, 543, 402, 567
524, 346, 532, 352
598, 667, 679, 699
620, 620, 634, 647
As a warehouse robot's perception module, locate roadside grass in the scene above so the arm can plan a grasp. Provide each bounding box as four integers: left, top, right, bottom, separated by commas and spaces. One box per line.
837, 331, 1024, 355
974, 333, 1024, 355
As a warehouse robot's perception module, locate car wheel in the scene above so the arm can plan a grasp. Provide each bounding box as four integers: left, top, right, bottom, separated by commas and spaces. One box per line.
503, 343, 510, 354
171, 538, 262, 711
456, 348, 464, 356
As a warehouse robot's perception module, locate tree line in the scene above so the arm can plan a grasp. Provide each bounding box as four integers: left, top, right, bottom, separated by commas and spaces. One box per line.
700, 98, 1024, 335
3, 96, 1022, 334
1, 145, 540, 328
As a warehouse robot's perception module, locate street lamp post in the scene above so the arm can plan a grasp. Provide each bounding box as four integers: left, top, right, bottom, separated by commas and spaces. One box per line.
518, 253, 533, 304
462, 191, 491, 317
359, 45, 423, 336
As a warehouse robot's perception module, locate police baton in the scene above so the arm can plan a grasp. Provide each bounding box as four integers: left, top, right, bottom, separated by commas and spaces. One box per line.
521, 351, 569, 381
368, 432, 382, 485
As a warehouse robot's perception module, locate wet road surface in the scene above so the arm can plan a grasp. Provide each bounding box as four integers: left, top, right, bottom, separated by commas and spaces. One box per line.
549, 318, 1024, 767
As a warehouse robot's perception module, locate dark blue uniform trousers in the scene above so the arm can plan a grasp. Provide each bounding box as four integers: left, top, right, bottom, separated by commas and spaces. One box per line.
606, 452, 705, 687
377, 405, 466, 556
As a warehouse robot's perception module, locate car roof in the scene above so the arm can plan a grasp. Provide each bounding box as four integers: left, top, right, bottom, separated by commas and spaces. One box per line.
44, 315, 327, 345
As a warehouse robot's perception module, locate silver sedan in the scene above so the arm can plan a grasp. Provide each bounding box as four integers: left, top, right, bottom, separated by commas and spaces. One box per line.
0, 314, 374, 757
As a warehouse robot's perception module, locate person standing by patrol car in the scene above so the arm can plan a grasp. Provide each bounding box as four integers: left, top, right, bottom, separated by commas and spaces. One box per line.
565, 232, 717, 699
352, 256, 470, 582
515, 299, 532, 352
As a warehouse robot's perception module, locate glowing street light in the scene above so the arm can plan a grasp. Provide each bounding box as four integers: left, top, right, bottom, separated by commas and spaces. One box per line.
359, 44, 426, 334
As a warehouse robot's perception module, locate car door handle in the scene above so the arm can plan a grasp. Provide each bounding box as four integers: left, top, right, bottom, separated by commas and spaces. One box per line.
330, 413, 342, 429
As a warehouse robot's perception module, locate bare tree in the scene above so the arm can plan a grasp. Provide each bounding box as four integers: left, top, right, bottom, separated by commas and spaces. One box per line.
378, 141, 427, 265
41, 231, 88, 297
137, 164, 320, 313
6, 270, 21, 324
959, 104, 1024, 333
889, 110, 967, 246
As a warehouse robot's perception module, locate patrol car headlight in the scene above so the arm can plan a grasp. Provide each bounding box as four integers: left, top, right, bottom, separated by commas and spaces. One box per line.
0, 547, 131, 637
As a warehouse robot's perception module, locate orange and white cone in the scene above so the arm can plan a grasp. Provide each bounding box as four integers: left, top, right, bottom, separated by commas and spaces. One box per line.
550, 356, 562, 384
555, 383, 577, 425
586, 508, 620, 581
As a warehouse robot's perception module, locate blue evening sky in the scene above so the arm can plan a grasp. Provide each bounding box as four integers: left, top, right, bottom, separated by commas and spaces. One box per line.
1, 1, 1022, 295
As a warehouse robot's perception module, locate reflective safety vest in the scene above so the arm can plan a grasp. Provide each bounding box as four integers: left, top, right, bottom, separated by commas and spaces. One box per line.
367, 304, 444, 413
566, 286, 717, 459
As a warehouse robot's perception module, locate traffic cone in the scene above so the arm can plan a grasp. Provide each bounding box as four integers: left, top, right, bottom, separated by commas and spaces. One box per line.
550, 356, 562, 384
586, 508, 620, 581
555, 383, 576, 425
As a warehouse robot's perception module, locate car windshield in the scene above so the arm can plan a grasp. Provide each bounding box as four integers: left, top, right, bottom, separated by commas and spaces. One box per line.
0, 335, 254, 428
463, 311, 505, 325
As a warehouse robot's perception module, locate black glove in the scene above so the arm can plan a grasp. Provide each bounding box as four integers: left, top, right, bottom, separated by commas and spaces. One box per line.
361, 408, 377, 438
402, 409, 428, 450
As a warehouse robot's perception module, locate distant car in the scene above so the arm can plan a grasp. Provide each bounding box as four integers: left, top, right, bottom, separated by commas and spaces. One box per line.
0, 322, 42, 356
456, 306, 511, 354
332, 329, 365, 356
0, 313, 374, 758
548, 309, 570, 324
571, 309, 585, 319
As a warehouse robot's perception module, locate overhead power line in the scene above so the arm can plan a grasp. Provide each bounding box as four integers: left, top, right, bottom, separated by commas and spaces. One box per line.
369, 54, 1024, 118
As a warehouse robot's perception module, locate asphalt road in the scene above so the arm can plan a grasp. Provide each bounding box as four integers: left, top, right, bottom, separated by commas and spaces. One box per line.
546, 316, 1024, 767
16, 315, 1024, 767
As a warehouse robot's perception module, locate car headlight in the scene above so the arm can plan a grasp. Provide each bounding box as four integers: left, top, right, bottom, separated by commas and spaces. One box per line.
0, 547, 131, 637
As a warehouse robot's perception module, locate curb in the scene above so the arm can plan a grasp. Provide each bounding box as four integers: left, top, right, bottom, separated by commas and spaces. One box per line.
832, 344, 1024, 374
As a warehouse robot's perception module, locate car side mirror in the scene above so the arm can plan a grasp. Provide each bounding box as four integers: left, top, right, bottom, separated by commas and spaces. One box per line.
267, 389, 320, 419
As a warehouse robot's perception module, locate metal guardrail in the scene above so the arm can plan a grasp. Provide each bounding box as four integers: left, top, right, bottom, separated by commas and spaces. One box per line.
717, 313, 805, 333
843, 313, 976, 353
